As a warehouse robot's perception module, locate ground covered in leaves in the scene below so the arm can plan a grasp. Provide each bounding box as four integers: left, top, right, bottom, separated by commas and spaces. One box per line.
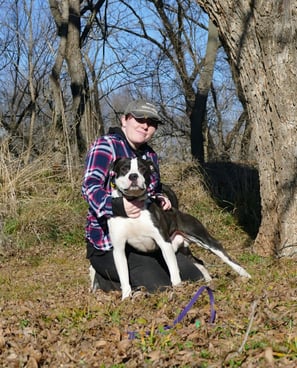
1, 239, 296, 367
0, 161, 296, 367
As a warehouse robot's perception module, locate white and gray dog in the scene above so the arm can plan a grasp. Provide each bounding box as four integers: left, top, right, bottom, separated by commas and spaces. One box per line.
90, 157, 251, 300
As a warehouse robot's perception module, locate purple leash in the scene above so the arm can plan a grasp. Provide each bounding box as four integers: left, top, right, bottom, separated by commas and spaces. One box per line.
128, 285, 216, 339
171, 285, 216, 326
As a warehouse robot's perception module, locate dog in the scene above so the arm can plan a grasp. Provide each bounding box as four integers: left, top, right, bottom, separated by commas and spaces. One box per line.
91, 157, 251, 299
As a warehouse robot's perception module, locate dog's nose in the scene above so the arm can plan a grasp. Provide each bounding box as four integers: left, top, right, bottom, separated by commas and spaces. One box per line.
129, 173, 138, 181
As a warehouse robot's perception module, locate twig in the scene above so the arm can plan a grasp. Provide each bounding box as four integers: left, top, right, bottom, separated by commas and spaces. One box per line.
222, 299, 258, 366
238, 300, 258, 353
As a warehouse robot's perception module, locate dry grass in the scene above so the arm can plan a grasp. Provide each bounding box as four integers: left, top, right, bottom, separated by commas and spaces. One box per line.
0, 157, 296, 367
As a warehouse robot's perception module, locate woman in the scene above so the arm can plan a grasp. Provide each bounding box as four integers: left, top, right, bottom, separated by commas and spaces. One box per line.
82, 99, 203, 294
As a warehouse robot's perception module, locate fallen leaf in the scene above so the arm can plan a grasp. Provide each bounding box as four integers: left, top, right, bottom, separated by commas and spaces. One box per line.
147, 350, 161, 361
95, 340, 108, 348
264, 346, 274, 366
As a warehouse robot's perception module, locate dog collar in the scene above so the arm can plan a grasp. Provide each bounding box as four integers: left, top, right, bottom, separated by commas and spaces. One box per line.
121, 191, 148, 201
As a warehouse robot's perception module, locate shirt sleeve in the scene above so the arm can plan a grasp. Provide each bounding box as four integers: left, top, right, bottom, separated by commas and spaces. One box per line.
82, 136, 115, 219
146, 151, 162, 195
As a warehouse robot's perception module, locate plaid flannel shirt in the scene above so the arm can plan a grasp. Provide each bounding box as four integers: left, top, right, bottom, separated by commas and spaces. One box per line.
82, 128, 161, 251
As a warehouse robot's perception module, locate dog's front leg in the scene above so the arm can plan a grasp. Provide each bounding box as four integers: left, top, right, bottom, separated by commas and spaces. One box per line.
108, 218, 132, 300
158, 240, 182, 286
113, 246, 132, 300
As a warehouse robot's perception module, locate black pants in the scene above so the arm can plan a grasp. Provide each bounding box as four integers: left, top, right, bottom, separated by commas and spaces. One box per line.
87, 242, 204, 293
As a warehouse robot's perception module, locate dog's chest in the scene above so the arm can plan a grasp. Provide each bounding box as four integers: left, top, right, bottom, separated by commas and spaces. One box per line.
108, 210, 160, 252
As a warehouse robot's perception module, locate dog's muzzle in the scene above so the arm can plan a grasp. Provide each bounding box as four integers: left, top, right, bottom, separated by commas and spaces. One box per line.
121, 185, 147, 199
114, 170, 148, 199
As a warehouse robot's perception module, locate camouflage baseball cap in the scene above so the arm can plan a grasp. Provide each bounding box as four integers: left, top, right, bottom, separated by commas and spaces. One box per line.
124, 100, 163, 124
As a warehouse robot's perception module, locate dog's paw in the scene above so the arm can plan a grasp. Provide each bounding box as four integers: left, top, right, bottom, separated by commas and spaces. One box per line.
122, 287, 132, 300
89, 265, 100, 292
203, 275, 212, 283
238, 268, 251, 279
172, 281, 182, 288
172, 281, 184, 289
171, 275, 182, 286
231, 263, 251, 279
194, 262, 212, 282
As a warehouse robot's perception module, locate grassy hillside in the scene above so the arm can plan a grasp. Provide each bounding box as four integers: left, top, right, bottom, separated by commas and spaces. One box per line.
0, 156, 296, 367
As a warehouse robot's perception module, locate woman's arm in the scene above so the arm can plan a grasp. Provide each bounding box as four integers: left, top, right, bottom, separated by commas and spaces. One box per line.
82, 137, 115, 219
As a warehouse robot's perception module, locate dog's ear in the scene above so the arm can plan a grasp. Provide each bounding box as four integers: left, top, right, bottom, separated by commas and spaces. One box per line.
109, 158, 124, 177
107, 159, 122, 189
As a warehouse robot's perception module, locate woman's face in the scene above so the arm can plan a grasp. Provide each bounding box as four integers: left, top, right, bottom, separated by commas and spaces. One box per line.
121, 114, 158, 149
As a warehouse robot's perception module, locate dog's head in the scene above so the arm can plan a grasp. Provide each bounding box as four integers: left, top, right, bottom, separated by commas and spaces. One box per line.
110, 157, 153, 199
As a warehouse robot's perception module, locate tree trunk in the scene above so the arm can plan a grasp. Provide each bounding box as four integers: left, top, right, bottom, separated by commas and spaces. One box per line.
190, 19, 219, 163
197, 0, 297, 257
49, 0, 104, 164
66, 0, 89, 158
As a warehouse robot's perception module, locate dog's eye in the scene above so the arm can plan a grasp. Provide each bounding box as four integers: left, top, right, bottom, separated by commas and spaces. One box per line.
119, 162, 131, 176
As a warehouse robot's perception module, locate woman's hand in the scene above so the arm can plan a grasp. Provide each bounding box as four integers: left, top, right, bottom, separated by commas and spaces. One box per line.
157, 195, 172, 211
122, 194, 171, 218
123, 197, 145, 218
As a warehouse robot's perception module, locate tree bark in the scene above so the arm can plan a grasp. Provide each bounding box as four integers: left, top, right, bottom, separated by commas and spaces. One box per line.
190, 19, 219, 163
66, 0, 88, 157
197, 0, 297, 257
49, 0, 68, 129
